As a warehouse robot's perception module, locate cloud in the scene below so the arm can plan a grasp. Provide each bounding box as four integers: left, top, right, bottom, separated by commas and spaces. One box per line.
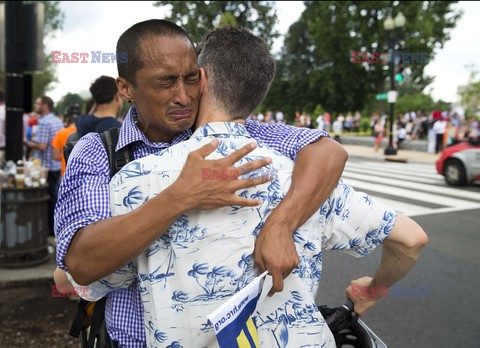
423, 1, 480, 103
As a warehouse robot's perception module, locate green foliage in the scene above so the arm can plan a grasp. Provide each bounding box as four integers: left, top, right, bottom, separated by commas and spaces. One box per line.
459, 67, 480, 117
153, 1, 279, 46
360, 117, 371, 132
264, 1, 462, 115
54, 93, 84, 115
33, 1, 64, 99
395, 92, 434, 114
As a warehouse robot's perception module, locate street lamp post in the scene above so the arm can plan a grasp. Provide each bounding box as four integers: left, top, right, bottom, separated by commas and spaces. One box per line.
383, 12, 405, 156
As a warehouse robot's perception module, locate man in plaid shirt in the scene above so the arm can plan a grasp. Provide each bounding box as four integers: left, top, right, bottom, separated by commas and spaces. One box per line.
25, 96, 64, 235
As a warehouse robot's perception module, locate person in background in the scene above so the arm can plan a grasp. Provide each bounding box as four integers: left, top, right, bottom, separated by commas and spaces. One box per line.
323, 111, 331, 132
24, 96, 64, 235
433, 116, 447, 153
353, 110, 361, 132
344, 112, 353, 132
373, 117, 384, 152
332, 115, 343, 143
316, 114, 324, 131
75, 76, 123, 138
275, 110, 284, 123
51, 104, 80, 177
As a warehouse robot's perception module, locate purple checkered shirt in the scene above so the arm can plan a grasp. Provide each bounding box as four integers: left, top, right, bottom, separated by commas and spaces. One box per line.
55, 105, 329, 347
34, 112, 64, 171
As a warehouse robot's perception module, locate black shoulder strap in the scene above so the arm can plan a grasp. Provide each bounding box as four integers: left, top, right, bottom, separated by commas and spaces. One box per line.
86, 297, 110, 348
100, 128, 135, 179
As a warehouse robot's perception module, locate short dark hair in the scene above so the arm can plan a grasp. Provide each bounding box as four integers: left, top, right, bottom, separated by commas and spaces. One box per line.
0, 90, 4, 101
40, 96, 54, 112
89, 76, 118, 104
116, 19, 195, 87
197, 26, 276, 120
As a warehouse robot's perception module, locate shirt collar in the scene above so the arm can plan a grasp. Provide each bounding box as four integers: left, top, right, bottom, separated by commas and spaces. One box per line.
191, 122, 251, 139
116, 105, 192, 151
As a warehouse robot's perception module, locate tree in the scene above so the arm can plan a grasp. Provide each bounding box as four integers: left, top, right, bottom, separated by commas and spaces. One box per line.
264, 1, 462, 115
153, 1, 279, 46
459, 67, 480, 117
54, 93, 85, 115
32, 1, 65, 99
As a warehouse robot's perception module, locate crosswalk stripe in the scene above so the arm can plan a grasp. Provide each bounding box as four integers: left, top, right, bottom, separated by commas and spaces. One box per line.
344, 165, 445, 185
343, 160, 480, 216
356, 161, 438, 174
343, 178, 478, 208
342, 172, 480, 201
346, 162, 441, 180
367, 196, 433, 216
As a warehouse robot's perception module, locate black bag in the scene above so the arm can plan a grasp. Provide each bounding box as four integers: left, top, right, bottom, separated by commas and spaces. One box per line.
65, 128, 134, 348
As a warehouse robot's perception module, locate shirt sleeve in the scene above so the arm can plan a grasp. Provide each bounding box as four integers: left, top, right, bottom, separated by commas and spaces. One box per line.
245, 120, 330, 161
321, 180, 398, 257
66, 263, 136, 301
54, 133, 111, 271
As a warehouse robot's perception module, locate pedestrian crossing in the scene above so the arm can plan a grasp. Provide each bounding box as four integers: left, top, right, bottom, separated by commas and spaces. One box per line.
342, 160, 480, 217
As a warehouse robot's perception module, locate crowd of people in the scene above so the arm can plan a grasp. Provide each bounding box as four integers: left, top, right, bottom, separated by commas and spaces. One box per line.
0, 75, 125, 236
247, 108, 479, 153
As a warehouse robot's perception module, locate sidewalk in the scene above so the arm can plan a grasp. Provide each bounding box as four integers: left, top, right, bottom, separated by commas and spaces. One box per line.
0, 238, 56, 288
343, 144, 440, 164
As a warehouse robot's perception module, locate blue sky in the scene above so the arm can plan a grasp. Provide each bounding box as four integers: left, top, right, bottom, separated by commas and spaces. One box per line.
45, 1, 479, 107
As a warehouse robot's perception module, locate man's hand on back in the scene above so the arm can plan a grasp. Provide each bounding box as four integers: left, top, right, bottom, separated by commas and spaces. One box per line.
173, 138, 272, 210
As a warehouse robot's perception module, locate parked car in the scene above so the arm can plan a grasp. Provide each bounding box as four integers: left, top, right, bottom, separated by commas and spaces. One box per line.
436, 140, 480, 186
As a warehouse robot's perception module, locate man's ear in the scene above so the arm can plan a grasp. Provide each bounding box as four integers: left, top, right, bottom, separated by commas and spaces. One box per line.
199, 67, 207, 94
116, 77, 134, 102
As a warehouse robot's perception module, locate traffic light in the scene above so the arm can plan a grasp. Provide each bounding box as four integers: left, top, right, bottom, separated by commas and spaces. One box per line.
396, 64, 404, 82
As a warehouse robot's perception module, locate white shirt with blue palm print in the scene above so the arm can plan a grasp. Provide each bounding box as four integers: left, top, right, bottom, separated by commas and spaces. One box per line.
70, 122, 397, 348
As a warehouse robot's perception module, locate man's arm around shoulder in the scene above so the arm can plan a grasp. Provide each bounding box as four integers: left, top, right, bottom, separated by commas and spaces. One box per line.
254, 136, 348, 294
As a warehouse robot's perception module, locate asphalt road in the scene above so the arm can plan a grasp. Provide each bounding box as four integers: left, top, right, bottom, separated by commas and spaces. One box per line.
315, 157, 480, 348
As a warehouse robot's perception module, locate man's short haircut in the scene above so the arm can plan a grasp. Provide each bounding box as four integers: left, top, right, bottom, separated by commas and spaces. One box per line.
116, 19, 195, 87
197, 26, 276, 120
89, 76, 118, 105
40, 96, 54, 112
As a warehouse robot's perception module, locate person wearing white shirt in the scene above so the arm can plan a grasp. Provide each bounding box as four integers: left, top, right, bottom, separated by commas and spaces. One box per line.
316, 114, 324, 131
433, 118, 447, 153
71, 27, 427, 348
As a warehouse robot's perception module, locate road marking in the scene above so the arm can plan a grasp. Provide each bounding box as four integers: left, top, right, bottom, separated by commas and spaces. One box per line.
342, 171, 480, 201
344, 160, 480, 216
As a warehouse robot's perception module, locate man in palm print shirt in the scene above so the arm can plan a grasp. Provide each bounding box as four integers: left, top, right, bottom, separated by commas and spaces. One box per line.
71, 27, 428, 347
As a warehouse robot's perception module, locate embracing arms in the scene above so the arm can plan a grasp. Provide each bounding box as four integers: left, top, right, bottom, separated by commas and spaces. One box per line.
64, 139, 270, 285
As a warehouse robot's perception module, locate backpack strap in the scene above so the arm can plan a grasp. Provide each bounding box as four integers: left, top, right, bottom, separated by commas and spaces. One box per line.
86, 297, 109, 348
99, 128, 135, 179
69, 299, 90, 339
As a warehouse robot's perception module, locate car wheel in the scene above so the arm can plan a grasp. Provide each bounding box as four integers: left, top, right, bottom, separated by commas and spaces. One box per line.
443, 159, 467, 186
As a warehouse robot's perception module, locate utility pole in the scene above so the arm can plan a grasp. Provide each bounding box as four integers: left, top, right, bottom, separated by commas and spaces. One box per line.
5, 2, 24, 162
